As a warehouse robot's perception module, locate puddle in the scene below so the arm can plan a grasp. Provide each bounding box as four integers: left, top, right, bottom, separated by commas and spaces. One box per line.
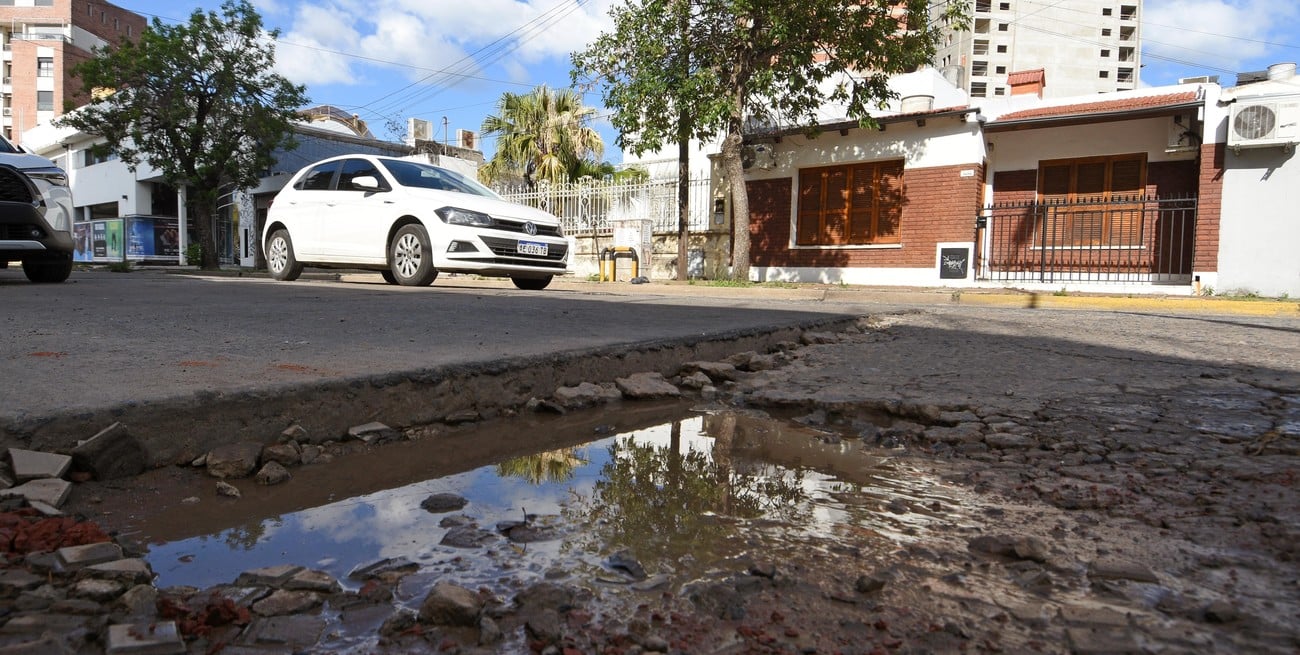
94, 406, 989, 651
131, 408, 971, 593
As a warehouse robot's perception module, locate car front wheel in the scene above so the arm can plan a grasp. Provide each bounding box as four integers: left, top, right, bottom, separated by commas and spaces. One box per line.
22, 253, 72, 283
511, 275, 552, 290
389, 224, 438, 286
266, 229, 304, 281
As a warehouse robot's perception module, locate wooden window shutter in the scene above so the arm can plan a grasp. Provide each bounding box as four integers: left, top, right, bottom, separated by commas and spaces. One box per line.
848, 165, 876, 242
796, 173, 823, 245
822, 167, 850, 245
875, 161, 904, 242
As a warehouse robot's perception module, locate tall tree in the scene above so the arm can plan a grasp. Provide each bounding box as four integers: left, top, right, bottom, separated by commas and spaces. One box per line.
574, 0, 968, 280
480, 85, 604, 186
58, 0, 307, 269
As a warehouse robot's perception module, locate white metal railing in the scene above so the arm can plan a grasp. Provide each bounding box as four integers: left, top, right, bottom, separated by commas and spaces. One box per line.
495, 176, 714, 235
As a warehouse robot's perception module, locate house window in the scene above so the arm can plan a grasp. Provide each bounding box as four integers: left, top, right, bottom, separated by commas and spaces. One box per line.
1101, 28, 1112, 36
797, 161, 904, 247
997, 22, 1008, 31
1101, 49, 1110, 57
973, 39, 989, 55
995, 65, 1006, 74
35, 0, 53, 5
1037, 154, 1146, 247
1099, 70, 1110, 78
36, 90, 53, 111
36, 57, 54, 78
1102, 7, 1112, 15
971, 81, 988, 97
1117, 67, 1134, 83
994, 87, 1006, 95
996, 44, 1007, 53
971, 60, 988, 77
999, 2, 1010, 9
83, 146, 117, 166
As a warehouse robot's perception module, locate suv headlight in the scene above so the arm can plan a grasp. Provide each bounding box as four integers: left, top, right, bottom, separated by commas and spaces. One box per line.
25, 166, 74, 232
25, 166, 69, 188
436, 207, 494, 227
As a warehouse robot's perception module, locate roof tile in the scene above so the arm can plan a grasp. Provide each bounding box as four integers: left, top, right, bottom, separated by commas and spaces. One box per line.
994, 91, 1199, 122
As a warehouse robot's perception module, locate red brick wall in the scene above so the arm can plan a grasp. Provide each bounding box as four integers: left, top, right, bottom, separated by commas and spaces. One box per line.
1147, 160, 1198, 197
747, 163, 984, 270
1195, 143, 1224, 273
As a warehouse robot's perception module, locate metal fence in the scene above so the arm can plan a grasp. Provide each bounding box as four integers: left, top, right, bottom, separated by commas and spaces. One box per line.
494, 177, 714, 235
980, 194, 1198, 284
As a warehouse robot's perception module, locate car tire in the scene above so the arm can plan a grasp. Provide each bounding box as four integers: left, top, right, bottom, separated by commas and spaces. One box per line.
389, 224, 438, 286
511, 275, 552, 291
266, 229, 304, 281
21, 253, 72, 283
380, 270, 398, 285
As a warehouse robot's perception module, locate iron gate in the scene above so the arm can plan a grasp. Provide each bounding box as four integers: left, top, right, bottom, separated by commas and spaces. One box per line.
979, 194, 1197, 284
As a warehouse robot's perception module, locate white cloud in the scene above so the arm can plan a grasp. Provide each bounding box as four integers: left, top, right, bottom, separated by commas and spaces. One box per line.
1143, 0, 1300, 71
269, 0, 617, 90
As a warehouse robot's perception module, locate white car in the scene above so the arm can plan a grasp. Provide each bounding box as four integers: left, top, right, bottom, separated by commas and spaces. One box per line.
262, 155, 568, 289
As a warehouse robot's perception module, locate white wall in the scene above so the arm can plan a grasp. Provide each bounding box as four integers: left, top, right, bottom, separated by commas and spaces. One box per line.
986, 114, 1199, 173
1218, 147, 1300, 297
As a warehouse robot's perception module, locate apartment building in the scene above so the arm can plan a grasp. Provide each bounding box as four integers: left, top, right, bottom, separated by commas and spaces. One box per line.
0, 0, 146, 143
930, 0, 1141, 99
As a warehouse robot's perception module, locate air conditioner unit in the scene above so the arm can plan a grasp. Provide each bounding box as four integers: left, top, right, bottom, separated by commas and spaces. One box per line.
1177, 75, 1218, 84
1228, 100, 1300, 151
741, 143, 775, 170
407, 117, 432, 143
1165, 113, 1197, 152
456, 129, 477, 150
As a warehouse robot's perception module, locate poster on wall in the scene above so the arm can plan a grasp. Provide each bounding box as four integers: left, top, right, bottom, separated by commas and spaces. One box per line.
126, 216, 179, 259
73, 223, 93, 262
83, 219, 126, 262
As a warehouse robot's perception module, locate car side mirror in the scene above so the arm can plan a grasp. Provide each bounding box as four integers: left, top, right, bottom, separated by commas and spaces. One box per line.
351, 175, 383, 191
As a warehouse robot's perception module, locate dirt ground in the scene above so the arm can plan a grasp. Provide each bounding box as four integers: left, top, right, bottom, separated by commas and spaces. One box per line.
60, 303, 1300, 654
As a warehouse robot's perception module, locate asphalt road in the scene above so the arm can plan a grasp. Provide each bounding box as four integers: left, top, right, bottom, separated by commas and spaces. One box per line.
0, 268, 861, 457
4, 267, 1297, 463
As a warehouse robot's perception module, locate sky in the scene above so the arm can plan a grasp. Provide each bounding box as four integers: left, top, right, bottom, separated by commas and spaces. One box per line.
112, 0, 1300, 165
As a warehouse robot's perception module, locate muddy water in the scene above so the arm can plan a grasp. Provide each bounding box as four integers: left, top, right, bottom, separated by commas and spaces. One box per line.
116, 407, 975, 602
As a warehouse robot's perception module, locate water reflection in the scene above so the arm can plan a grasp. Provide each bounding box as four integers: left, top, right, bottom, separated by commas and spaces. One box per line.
141, 411, 957, 596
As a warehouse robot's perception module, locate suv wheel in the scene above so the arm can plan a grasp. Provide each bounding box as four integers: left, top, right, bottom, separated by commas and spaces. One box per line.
266, 229, 304, 281
511, 275, 552, 290
21, 253, 72, 283
389, 225, 438, 286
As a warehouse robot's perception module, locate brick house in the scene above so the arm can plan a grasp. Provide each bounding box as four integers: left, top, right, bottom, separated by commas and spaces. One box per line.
739, 70, 1239, 295
743, 69, 988, 286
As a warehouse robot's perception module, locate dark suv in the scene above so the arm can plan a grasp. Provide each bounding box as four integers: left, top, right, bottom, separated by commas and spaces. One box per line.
0, 136, 75, 283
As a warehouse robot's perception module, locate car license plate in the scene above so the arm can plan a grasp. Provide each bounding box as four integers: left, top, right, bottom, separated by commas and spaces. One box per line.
517, 240, 548, 256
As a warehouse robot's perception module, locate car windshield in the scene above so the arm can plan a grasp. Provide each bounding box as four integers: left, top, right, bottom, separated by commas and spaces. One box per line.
380, 159, 498, 198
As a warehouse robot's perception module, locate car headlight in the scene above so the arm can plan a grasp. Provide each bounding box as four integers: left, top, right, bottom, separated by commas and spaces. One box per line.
436, 207, 494, 227
554, 223, 565, 238
25, 166, 69, 188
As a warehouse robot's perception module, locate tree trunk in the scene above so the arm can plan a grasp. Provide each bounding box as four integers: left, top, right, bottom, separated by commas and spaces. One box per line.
192, 201, 220, 270
676, 129, 690, 281
721, 131, 750, 281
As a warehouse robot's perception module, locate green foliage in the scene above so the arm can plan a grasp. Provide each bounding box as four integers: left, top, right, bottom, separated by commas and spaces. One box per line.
107, 260, 132, 273
573, 0, 970, 280
479, 85, 604, 185
184, 243, 203, 266
57, 0, 307, 270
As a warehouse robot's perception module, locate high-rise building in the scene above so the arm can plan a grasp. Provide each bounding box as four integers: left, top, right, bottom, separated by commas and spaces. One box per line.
930, 0, 1141, 99
0, 1, 146, 143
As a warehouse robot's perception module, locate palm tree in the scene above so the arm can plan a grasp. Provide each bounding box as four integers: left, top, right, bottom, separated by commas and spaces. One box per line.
480, 85, 603, 185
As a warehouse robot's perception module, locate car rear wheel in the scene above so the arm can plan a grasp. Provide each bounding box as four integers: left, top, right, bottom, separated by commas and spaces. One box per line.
389, 224, 438, 286
511, 275, 552, 290
22, 253, 72, 283
266, 229, 304, 281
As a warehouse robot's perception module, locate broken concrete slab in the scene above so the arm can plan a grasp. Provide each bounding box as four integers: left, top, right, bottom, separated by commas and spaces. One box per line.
56, 541, 123, 570
106, 621, 185, 655
0, 478, 72, 508
71, 422, 147, 480
8, 448, 71, 482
